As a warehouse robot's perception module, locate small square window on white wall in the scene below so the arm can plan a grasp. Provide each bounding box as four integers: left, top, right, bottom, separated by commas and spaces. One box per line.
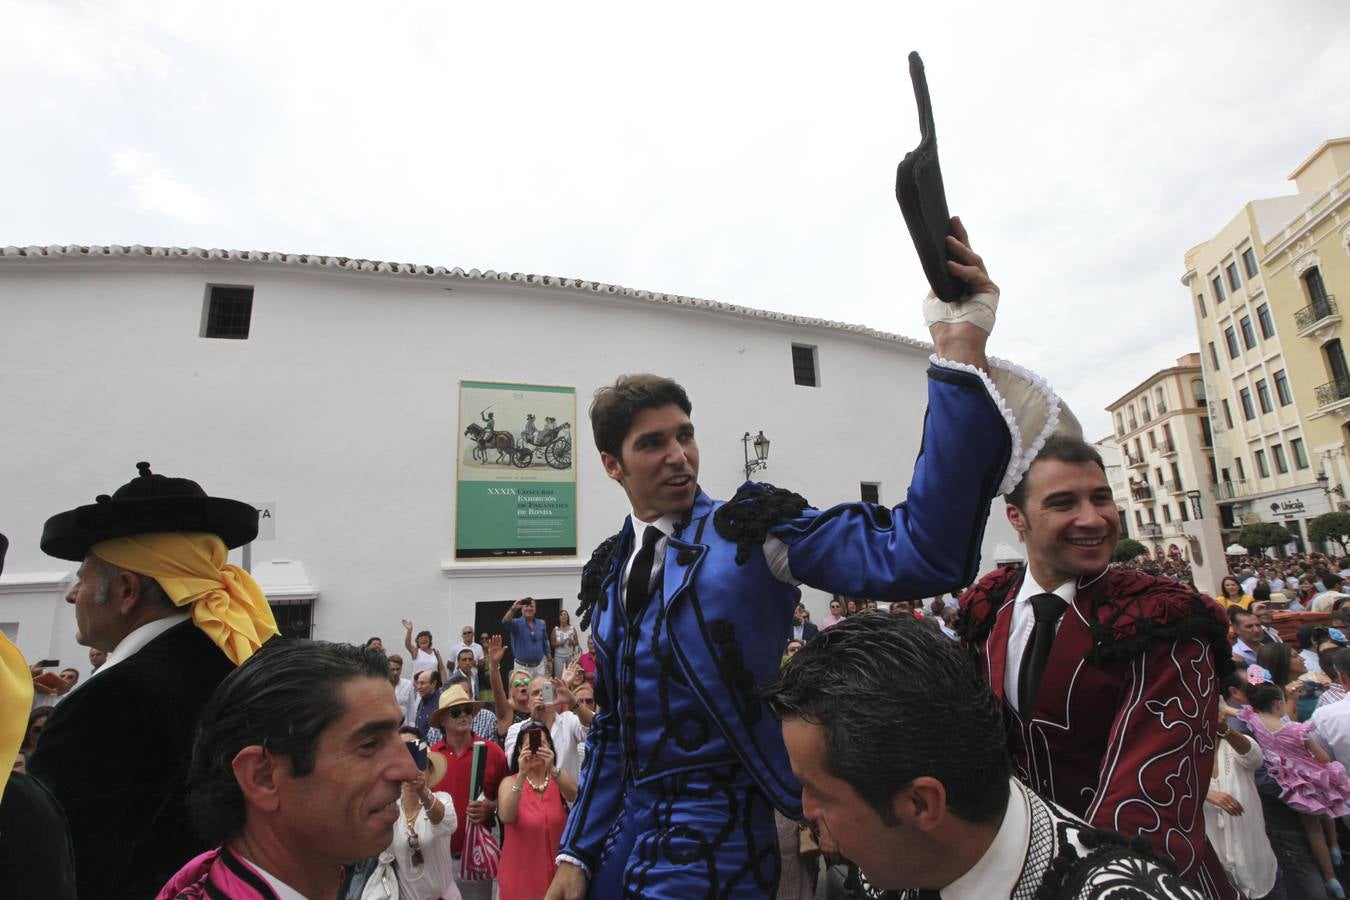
201, 284, 255, 339
860, 482, 880, 504
791, 344, 819, 387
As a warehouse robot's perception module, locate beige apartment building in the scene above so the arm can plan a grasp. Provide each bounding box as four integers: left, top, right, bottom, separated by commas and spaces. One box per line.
1091, 435, 1131, 538
1181, 138, 1350, 550
1106, 353, 1216, 555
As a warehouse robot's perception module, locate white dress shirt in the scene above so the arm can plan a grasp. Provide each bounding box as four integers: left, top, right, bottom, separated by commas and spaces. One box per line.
91, 611, 192, 680
449, 640, 484, 663
940, 777, 1028, 899
1312, 698, 1350, 768
1003, 573, 1088, 715
244, 858, 308, 900
393, 677, 417, 727
621, 511, 795, 601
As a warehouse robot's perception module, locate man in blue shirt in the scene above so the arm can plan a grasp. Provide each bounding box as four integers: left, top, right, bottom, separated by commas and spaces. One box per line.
502, 597, 550, 676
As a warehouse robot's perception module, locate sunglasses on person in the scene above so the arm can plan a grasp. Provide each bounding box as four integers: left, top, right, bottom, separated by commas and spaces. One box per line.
511, 677, 531, 688
445, 705, 475, 719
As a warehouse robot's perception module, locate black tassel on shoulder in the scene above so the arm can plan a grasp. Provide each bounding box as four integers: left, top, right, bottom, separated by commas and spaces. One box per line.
712, 482, 812, 565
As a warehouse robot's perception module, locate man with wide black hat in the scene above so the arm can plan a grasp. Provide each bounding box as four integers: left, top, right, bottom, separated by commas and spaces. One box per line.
28, 462, 280, 900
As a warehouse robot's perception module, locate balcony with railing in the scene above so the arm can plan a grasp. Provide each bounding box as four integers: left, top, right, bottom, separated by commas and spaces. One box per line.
1212, 480, 1248, 501
1316, 377, 1350, 419
1131, 483, 1154, 501
1139, 522, 1163, 539
1159, 438, 1177, 457
1159, 479, 1180, 494
1295, 296, 1340, 339
1125, 453, 1148, 470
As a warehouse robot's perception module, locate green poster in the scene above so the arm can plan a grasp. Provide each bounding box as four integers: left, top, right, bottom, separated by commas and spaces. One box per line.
456, 381, 577, 558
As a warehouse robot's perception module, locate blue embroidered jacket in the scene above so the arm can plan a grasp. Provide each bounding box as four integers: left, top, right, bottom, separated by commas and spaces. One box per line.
559, 363, 1015, 873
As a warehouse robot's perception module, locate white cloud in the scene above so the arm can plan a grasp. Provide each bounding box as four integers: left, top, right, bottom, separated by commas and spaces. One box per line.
3, 0, 1350, 437
110, 148, 217, 225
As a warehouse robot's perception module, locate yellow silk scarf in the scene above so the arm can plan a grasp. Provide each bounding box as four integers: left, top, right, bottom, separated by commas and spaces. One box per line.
0, 634, 34, 800
92, 532, 279, 666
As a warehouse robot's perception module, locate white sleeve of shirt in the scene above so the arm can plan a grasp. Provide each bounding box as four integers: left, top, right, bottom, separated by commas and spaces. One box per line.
504, 718, 524, 763
764, 535, 797, 584
430, 790, 457, 836
564, 709, 586, 742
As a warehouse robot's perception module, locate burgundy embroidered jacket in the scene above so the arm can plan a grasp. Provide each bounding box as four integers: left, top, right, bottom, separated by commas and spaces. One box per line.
958, 566, 1239, 900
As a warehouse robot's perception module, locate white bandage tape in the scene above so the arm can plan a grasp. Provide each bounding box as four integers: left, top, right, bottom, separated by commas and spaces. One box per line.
923, 289, 999, 335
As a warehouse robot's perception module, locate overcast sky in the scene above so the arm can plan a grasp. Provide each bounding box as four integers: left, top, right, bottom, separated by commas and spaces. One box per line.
4, 1, 1348, 438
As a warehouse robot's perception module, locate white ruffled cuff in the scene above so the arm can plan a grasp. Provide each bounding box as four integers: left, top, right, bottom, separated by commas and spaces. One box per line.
555, 853, 591, 878
929, 354, 1062, 496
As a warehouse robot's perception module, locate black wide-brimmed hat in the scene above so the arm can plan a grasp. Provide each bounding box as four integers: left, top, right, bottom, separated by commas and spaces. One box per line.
0, 532, 8, 577
40, 462, 259, 561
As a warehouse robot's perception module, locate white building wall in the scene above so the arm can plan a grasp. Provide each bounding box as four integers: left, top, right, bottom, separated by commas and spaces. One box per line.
0, 256, 1021, 666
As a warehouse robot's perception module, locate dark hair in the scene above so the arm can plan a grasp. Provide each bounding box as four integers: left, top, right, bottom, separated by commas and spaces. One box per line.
1220, 669, 1248, 702
589, 374, 692, 459
23, 708, 50, 752
1327, 573, 1344, 591
364, 637, 382, 647
508, 722, 557, 774
445, 670, 471, 694
1252, 584, 1271, 603
416, 667, 442, 689
1229, 607, 1259, 627
762, 612, 1010, 825
398, 725, 422, 740
1256, 642, 1292, 686
1297, 625, 1321, 651
1247, 682, 1285, 714
456, 648, 476, 662
416, 629, 433, 644
1330, 648, 1350, 683
1005, 434, 1105, 509
387, 653, 404, 666
186, 640, 389, 844
1320, 647, 1341, 679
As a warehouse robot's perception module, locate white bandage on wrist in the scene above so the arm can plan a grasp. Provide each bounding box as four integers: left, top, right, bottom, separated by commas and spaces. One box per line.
923, 289, 999, 335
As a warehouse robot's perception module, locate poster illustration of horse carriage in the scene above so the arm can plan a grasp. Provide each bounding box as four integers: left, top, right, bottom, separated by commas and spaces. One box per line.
455, 380, 577, 559
464, 414, 572, 470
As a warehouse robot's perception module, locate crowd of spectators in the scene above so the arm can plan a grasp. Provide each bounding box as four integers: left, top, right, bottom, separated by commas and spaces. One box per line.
22, 542, 1350, 899
1194, 551, 1350, 898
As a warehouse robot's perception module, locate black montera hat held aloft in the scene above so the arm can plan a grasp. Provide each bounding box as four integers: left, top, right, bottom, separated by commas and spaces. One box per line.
40, 462, 259, 561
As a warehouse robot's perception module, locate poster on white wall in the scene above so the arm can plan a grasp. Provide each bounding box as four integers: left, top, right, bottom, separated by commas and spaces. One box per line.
455, 380, 577, 559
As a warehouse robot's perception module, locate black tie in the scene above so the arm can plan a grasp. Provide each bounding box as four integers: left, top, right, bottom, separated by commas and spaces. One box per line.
1018, 592, 1069, 714
625, 527, 662, 618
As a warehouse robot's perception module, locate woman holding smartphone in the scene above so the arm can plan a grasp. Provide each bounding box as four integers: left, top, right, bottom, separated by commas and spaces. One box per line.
497, 723, 577, 900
